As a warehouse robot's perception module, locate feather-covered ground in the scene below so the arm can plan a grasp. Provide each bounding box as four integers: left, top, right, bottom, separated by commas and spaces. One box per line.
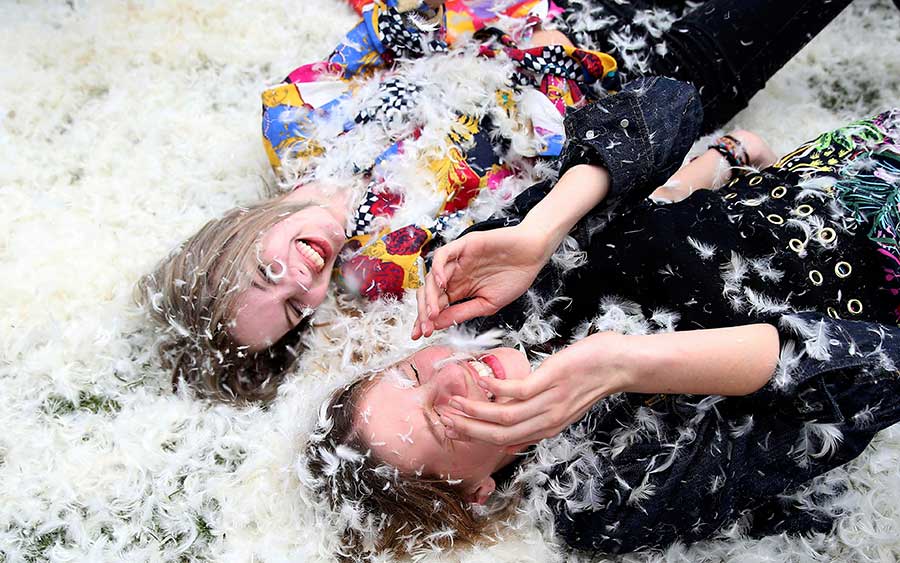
2, 1, 900, 561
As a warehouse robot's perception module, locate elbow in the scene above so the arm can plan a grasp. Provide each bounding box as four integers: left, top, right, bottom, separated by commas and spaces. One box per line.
742, 323, 780, 395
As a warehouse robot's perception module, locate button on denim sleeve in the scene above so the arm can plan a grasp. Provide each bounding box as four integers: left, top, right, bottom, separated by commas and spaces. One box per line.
558, 76, 703, 212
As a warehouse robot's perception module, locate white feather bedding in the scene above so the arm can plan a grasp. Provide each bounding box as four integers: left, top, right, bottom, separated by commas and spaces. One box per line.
1, 0, 899, 561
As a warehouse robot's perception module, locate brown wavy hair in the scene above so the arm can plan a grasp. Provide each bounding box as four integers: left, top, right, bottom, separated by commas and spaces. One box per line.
303, 377, 511, 561
136, 196, 314, 403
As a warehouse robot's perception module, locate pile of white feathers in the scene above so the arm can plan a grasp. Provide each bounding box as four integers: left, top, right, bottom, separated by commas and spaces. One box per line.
1, 0, 899, 561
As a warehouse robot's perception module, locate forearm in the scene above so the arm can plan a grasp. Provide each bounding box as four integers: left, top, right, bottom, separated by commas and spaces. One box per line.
441, 326, 776, 447
653, 149, 732, 202
621, 324, 780, 396
518, 164, 610, 259
652, 130, 777, 202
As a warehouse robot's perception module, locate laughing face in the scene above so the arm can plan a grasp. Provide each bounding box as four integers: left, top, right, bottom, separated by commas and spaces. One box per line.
230, 203, 346, 350
354, 346, 531, 503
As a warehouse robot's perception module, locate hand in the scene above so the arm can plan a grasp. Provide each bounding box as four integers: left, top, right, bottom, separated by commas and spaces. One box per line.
412, 224, 553, 339
435, 332, 633, 450
728, 129, 777, 169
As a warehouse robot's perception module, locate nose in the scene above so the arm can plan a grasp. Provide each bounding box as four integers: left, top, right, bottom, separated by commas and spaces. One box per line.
429, 363, 469, 407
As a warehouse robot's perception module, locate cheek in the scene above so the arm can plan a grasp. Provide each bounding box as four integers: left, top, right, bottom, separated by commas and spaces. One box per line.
432, 375, 468, 407
304, 280, 330, 308
436, 442, 496, 477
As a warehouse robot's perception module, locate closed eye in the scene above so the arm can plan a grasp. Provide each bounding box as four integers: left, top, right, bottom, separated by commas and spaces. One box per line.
409, 363, 421, 385
257, 264, 276, 286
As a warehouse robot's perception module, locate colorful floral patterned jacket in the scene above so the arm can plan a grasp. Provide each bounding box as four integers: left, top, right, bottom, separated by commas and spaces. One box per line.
261, 0, 619, 299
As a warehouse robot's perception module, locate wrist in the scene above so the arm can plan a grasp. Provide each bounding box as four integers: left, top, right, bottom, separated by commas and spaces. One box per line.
605, 333, 667, 394
620, 333, 685, 394
515, 218, 562, 263
727, 129, 776, 169
563, 331, 634, 397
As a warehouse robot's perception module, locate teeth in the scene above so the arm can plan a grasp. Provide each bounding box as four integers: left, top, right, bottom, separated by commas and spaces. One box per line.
468, 360, 493, 378
297, 240, 325, 271
467, 360, 495, 401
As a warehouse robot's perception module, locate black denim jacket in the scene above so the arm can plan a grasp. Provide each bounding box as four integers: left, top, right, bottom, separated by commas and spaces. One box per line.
547, 311, 900, 556
558, 76, 703, 207
469, 76, 703, 238
463, 79, 900, 554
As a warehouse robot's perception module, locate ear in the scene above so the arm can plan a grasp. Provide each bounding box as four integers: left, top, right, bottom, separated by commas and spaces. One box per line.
465, 476, 496, 505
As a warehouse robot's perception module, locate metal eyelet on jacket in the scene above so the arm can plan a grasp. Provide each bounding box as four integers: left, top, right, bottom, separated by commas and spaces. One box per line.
835, 261, 852, 278
818, 228, 836, 243
809, 270, 824, 286
795, 204, 814, 217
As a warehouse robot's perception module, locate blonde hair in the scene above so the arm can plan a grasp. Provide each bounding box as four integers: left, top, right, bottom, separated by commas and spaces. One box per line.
304, 378, 511, 560
136, 196, 315, 403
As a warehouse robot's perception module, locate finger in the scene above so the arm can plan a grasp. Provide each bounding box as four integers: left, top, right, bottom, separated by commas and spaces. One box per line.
423, 270, 444, 321
437, 259, 462, 302
412, 286, 428, 339
429, 242, 463, 290
437, 290, 450, 312
446, 393, 548, 427
430, 298, 497, 331
441, 409, 556, 446
472, 372, 545, 401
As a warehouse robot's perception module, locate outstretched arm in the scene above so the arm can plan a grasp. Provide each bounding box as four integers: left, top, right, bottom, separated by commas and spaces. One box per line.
413, 77, 703, 338
435, 323, 780, 449
412, 164, 610, 339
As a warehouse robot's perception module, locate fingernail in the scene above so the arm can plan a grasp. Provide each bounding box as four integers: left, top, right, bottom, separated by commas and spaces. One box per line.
446, 429, 459, 439
448, 399, 462, 411
440, 415, 454, 428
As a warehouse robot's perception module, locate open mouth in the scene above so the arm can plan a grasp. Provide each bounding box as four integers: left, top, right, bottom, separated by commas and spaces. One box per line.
296, 239, 327, 272
467, 359, 497, 401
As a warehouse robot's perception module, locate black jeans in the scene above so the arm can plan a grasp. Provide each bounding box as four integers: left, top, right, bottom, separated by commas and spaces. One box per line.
557, 0, 853, 133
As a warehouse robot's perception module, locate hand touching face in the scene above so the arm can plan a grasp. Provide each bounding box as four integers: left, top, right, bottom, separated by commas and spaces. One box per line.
354, 346, 530, 500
